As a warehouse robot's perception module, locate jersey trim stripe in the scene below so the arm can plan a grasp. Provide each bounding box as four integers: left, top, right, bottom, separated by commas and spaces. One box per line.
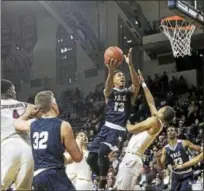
105, 121, 126, 131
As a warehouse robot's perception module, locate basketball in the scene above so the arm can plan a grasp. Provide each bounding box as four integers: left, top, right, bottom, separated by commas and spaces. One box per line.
104, 46, 124, 65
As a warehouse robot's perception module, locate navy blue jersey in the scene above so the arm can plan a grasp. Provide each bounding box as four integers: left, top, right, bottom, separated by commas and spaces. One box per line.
165, 140, 191, 173
30, 118, 65, 171
105, 87, 133, 127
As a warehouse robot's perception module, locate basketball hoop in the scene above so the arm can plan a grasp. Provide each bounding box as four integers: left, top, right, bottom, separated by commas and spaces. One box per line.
160, 16, 196, 57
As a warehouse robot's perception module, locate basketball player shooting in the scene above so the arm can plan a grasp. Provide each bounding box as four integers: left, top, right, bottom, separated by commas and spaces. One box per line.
156, 126, 202, 191
1, 79, 34, 190
14, 91, 83, 191
87, 48, 140, 189
114, 70, 175, 190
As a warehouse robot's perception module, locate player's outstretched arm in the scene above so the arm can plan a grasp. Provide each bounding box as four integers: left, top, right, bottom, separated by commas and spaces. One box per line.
183, 140, 202, 153
61, 121, 83, 163
156, 147, 166, 169
104, 58, 118, 100
15, 104, 38, 132
175, 152, 204, 169
127, 117, 157, 134
137, 70, 157, 116
124, 48, 140, 97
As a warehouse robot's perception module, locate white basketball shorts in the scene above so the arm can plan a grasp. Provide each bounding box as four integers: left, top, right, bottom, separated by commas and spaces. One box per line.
114, 153, 143, 190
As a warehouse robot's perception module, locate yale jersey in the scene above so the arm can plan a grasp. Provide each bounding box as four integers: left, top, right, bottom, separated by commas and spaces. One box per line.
1, 99, 28, 142
30, 118, 65, 171
105, 87, 133, 127
165, 140, 191, 173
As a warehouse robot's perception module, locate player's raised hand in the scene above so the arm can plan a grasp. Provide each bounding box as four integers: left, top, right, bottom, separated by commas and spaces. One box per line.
124, 48, 132, 65
106, 58, 118, 71
137, 69, 145, 84
25, 104, 39, 117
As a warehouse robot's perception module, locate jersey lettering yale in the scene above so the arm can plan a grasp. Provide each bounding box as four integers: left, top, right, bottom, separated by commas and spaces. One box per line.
165, 140, 191, 173
105, 87, 132, 127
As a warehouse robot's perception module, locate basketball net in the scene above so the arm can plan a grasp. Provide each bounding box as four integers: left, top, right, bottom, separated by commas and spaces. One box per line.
160, 16, 196, 57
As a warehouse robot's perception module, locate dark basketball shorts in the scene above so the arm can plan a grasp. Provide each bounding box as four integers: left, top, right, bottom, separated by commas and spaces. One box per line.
170, 171, 193, 191
33, 168, 75, 191
88, 124, 127, 153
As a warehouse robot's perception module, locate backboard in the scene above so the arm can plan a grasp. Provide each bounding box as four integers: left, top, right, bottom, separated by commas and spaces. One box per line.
168, 0, 204, 26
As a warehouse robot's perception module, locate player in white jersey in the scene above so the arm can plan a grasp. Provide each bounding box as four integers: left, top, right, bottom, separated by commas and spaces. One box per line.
65, 131, 94, 190
114, 70, 175, 190
65, 156, 77, 185
1, 79, 34, 190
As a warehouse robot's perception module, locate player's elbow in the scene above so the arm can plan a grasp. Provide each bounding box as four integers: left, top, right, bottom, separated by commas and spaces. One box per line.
127, 127, 135, 134
14, 120, 23, 131
72, 152, 83, 162
127, 124, 134, 133
103, 89, 111, 98
127, 124, 138, 134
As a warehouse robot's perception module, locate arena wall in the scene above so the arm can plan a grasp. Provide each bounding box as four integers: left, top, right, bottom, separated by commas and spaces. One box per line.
143, 60, 175, 76
31, 14, 57, 79
19, 1, 139, 98
138, 1, 175, 22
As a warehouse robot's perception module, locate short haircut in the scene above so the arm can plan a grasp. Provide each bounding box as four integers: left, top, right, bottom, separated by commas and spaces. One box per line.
35, 91, 54, 113
114, 70, 123, 76
167, 125, 176, 131
163, 106, 175, 123
75, 130, 88, 138
1, 79, 13, 95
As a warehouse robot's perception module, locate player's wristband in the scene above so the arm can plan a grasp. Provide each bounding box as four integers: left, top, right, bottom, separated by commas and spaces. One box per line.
142, 82, 147, 88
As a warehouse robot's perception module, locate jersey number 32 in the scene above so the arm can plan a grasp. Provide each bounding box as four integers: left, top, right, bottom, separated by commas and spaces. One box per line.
33, 131, 49, 150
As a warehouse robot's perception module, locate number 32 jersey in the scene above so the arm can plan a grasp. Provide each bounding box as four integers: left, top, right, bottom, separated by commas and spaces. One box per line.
30, 118, 65, 171
105, 87, 133, 127
1, 99, 27, 142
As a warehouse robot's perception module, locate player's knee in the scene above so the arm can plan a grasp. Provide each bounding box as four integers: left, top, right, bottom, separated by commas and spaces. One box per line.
98, 144, 111, 158
86, 152, 98, 165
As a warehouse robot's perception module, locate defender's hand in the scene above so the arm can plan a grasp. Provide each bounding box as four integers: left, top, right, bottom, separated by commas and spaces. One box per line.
124, 48, 132, 65
25, 104, 39, 117
137, 69, 145, 84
